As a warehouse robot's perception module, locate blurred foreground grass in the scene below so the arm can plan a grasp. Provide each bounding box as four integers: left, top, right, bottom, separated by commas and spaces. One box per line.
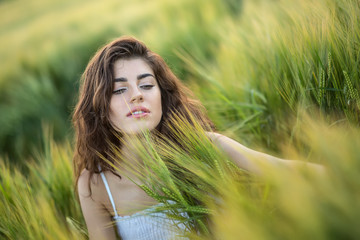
1, 113, 359, 239
0, 0, 359, 238
0, 130, 86, 239
208, 116, 360, 240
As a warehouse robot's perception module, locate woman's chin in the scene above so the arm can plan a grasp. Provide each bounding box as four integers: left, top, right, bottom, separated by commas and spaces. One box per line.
122, 125, 155, 135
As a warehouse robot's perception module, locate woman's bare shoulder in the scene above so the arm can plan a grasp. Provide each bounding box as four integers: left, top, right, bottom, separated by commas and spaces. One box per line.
77, 169, 105, 200
77, 169, 118, 239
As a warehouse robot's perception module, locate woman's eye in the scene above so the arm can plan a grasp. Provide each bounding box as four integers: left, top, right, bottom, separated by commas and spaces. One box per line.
140, 85, 154, 90
113, 88, 127, 94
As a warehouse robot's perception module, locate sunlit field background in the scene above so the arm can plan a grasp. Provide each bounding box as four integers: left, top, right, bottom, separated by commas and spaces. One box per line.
0, 0, 359, 239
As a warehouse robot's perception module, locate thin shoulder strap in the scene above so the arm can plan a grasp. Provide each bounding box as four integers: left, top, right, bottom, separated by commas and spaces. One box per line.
98, 165, 119, 218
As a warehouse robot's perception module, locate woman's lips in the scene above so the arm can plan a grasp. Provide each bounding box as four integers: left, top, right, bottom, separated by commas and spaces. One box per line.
128, 111, 149, 118
127, 107, 150, 118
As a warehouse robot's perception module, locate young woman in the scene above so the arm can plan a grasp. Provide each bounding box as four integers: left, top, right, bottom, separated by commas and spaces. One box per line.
73, 36, 323, 240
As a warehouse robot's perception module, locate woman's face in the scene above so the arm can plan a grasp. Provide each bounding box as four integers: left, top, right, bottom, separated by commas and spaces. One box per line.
109, 58, 162, 134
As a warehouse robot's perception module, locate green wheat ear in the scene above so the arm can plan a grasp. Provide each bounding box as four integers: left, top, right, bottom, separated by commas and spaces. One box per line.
139, 185, 163, 202
196, 219, 209, 235
185, 205, 212, 214
213, 159, 225, 181
344, 71, 360, 109
318, 68, 325, 106
162, 187, 184, 204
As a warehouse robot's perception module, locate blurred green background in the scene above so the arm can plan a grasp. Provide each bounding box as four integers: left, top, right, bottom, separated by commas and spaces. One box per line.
1, 0, 359, 163
0, 0, 243, 163
0, 0, 359, 239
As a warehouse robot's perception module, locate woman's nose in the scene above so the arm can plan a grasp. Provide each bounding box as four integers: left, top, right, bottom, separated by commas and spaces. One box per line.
130, 87, 144, 103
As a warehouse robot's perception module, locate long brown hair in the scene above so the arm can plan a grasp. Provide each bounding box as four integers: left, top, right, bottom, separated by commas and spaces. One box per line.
72, 36, 214, 192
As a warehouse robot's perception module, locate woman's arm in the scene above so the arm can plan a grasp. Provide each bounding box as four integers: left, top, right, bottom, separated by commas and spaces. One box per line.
78, 170, 118, 240
206, 132, 324, 175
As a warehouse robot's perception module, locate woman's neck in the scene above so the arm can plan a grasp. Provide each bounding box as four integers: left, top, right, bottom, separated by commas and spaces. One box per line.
115, 133, 149, 176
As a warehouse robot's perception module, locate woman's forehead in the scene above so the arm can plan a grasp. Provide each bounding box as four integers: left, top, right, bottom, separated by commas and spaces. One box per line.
113, 58, 153, 77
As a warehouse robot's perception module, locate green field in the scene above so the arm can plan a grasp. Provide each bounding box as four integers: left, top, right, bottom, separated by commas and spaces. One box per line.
0, 0, 359, 239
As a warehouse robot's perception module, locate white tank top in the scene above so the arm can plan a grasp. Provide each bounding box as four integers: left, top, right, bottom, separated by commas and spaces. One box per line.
99, 170, 189, 239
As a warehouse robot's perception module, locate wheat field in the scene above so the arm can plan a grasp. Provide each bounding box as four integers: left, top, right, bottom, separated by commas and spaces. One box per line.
0, 0, 359, 239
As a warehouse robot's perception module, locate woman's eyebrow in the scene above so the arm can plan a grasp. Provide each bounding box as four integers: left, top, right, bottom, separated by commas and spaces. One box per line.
113, 73, 154, 82
137, 73, 155, 80
114, 77, 127, 82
